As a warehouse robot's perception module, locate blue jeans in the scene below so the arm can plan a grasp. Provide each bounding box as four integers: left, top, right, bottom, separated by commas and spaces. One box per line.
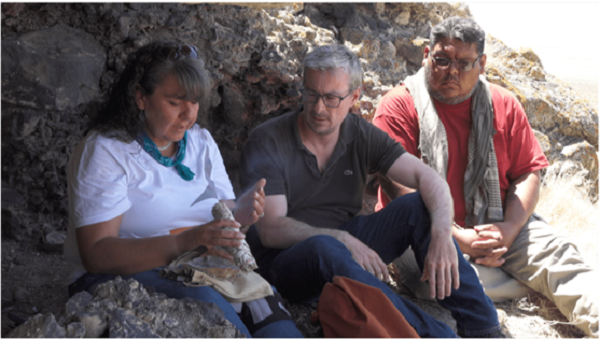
69, 269, 302, 338
252, 192, 500, 337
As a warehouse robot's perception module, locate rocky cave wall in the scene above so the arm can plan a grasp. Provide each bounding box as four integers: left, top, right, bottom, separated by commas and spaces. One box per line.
2, 3, 598, 247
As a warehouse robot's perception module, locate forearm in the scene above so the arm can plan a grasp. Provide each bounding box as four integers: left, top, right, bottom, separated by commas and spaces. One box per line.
385, 154, 453, 239
418, 171, 454, 240
79, 217, 240, 275
82, 234, 184, 275
257, 216, 346, 249
502, 170, 541, 233
400, 166, 459, 298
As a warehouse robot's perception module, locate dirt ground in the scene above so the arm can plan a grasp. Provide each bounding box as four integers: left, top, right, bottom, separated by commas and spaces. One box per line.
1, 239, 70, 335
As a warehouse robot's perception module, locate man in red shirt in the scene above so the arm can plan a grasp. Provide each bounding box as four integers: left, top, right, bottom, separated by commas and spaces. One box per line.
374, 16, 597, 337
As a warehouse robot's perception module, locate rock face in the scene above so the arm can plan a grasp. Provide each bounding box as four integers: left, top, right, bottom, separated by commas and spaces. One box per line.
0, 2, 466, 246
9, 276, 244, 338
484, 36, 598, 197
1, 0, 596, 277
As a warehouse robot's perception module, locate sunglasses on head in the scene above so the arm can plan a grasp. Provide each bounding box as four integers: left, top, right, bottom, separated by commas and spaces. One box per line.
159, 44, 199, 60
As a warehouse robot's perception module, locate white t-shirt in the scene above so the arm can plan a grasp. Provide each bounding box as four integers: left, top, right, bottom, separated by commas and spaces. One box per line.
63, 124, 235, 284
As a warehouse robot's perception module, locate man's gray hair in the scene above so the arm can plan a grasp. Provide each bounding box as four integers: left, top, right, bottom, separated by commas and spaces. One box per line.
303, 44, 363, 90
430, 17, 485, 55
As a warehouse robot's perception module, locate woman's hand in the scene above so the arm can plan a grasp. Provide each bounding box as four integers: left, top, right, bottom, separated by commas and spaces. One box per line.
234, 178, 266, 229
177, 219, 246, 262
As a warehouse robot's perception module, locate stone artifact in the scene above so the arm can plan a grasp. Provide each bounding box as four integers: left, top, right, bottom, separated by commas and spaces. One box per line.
211, 202, 258, 272
166, 202, 258, 276
160, 203, 270, 303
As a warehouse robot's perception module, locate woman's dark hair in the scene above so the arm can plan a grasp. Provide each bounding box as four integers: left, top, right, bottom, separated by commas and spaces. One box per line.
90, 40, 211, 142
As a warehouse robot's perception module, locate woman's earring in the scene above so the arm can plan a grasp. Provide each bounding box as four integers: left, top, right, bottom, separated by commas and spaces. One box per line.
139, 109, 146, 121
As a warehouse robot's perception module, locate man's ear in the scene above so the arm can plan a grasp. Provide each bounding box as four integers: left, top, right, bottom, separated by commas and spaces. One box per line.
351, 87, 361, 105
422, 46, 430, 67
479, 54, 487, 75
134, 85, 145, 111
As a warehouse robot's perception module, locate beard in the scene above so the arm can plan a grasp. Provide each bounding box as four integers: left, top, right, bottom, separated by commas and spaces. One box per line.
424, 63, 476, 105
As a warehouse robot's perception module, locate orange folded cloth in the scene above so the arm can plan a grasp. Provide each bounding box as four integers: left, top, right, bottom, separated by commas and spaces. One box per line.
311, 276, 420, 338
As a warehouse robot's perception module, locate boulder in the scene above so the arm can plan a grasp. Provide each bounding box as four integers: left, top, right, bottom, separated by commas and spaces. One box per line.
109, 308, 159, 338
75, 311, 108, 338
6, 313, 66, 338
1, 24, 106, 111
64, 292, 93, 319
66, 322, 86, 338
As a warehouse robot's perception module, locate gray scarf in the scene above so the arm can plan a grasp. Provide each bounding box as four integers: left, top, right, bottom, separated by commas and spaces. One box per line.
404, 68, 503, 226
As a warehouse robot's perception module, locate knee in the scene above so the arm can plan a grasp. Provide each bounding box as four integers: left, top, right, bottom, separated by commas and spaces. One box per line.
386, 191, 430, 225
302, 235, 348, 255
389, 191, 426, 211
297, 235, 352, 265
170, 284, 227, 305
192, 286, 225, 301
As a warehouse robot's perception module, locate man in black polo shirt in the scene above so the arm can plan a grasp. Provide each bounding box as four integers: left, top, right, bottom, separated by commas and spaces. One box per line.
240, 44, 502, 337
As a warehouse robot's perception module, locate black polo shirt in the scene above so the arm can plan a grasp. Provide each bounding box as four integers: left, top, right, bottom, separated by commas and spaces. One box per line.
240, 106, 405, 230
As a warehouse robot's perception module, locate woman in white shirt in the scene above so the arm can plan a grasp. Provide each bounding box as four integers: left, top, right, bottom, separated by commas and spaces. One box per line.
64, 41, 301, 338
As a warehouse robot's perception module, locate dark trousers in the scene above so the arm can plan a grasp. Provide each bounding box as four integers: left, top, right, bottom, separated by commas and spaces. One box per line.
253, 192, 501, 337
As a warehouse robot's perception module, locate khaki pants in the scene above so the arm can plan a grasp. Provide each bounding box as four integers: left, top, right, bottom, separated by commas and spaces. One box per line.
395, 214, 598, 337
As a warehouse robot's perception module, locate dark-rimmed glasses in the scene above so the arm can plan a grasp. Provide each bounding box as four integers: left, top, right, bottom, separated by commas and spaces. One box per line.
301, 88, 354, 108
160, 45, 199, 61
432, 54, 483, 72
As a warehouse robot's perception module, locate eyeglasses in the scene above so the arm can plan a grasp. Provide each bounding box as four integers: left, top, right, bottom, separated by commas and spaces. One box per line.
301, 88, 354, 108
432, 54, 483, 72
159, 45, 199, 61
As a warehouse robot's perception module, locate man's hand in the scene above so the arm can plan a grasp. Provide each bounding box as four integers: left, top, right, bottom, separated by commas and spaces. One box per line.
453, 226, 507, 267
420, 233, 460, 299
468, 170, 541, 267
338, 232, 390, 282
234, 178, 266, 228
383, 154, 458, 297
470, 222, 521, 266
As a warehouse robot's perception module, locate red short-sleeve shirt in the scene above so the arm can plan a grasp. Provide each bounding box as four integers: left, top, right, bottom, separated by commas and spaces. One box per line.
373, 83, 549, 227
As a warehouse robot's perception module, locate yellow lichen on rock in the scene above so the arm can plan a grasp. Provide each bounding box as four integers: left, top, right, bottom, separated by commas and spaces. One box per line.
485, 66, 527, 106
